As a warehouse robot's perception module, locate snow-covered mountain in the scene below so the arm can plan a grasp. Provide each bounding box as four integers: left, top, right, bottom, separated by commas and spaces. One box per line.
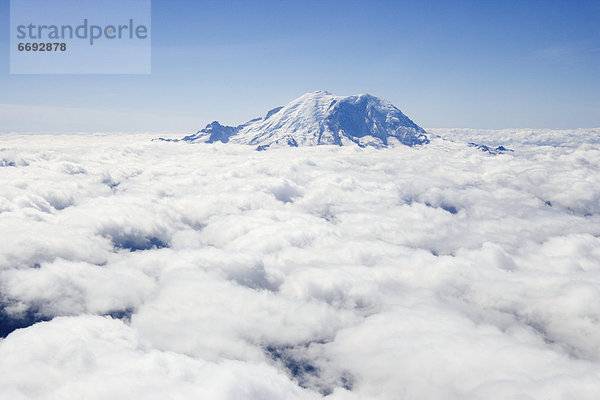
180, 91, 429, 149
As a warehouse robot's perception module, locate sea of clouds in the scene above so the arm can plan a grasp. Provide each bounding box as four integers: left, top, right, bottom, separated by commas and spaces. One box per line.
0, 129, 599, 399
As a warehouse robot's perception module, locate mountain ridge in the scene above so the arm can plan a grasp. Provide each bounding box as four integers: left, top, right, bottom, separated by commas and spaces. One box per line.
179, 91, 429, 149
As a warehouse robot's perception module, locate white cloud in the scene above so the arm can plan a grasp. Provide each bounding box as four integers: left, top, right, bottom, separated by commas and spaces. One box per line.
0, 316, 316, 400
0, 130, 599, 398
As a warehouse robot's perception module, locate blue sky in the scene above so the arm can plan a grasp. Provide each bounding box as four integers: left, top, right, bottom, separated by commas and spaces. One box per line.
1, 0, 599, 132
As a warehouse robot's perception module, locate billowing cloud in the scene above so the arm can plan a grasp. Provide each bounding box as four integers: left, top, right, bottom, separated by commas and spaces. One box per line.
1, 130, 599, 398
0, 315, 316, 400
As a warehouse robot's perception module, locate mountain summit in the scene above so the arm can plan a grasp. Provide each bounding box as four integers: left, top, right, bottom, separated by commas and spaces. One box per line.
181, 91, 429, 149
